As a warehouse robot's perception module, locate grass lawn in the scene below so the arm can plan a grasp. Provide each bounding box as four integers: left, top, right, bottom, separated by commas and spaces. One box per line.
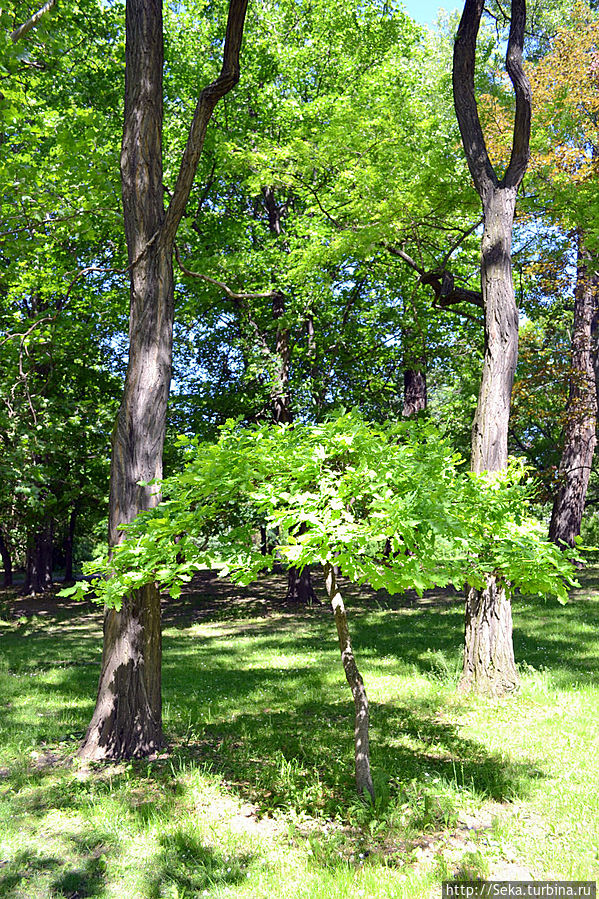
0, 568, 598, 897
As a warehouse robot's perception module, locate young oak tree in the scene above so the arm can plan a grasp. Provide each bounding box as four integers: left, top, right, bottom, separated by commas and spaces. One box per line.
66, 413, 576, 798
78, 0, 249, 760
452, 0, 532, 695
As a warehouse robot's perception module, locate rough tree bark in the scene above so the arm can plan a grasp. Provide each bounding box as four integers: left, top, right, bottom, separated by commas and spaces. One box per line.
79, 0, 249, 760
453, 0, 531, 696
549, 236, 599, 547
403, 368, 427, 417
323, 562, 374, 800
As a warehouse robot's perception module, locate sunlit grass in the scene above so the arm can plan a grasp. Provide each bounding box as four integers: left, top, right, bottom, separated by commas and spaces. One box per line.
0, 569, 598, 896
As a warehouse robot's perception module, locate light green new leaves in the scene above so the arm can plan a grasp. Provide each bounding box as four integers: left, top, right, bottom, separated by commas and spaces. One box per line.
61, 412, 578, 608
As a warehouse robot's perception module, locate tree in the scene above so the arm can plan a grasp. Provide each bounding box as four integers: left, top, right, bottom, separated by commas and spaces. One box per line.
452, 0, 531, 695
480, 2, 599, 545
78, 0, 249, 761
549, 238, 599, 547
66, 413, 575, 797
528, 4, 599, 546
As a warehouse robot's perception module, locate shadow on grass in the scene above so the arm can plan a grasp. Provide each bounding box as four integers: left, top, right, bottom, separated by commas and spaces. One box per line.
0, 759, 254, 898
0, 824, 252, 899
163, 568, 599, 690
168, 691, 542, 819
148, 831, 252, 897
1, 567, 598, 891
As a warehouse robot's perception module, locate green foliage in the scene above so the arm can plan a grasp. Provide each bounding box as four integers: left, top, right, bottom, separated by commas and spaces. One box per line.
63, 412, 578, 607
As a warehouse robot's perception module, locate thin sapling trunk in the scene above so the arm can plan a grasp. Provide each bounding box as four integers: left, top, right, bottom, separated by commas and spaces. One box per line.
323, 562, 374, 801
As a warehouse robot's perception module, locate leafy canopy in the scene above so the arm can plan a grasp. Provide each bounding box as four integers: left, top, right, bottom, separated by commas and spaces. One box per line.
62, 413, 577, 607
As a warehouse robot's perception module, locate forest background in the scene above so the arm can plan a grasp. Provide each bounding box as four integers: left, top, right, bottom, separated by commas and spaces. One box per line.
1, 0, 597, 595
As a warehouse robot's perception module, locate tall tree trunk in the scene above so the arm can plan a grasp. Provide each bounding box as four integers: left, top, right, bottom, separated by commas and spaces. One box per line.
470, 186, 519, 474
262, 187, 292, 425
42, 519, 53, 586
549, 236, 599, 548
0, 530, 12, 588
79, 0, 169, 759
402, 322, 427, 418
323, 562, 374, 800
80, 0, 249, 760
453, 0, 531, 696
272, 291, 292, 425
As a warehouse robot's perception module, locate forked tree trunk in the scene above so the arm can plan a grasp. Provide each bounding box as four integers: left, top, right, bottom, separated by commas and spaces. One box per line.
453, 0, 531, 696
323, 562, 374, 800
549, 236, 599, 548
80, 0, 248, 760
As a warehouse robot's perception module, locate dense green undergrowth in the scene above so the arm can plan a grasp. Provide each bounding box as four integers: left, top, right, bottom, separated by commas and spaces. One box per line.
0, 569, 598, 898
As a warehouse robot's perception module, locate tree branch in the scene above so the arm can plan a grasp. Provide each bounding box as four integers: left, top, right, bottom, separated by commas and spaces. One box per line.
440, 217, 483, 269
503, 0, 532, 188
162, 0, 249, 245
11, 0, 56, 42
453, 0, 497, 197
173, 244, 279, 301
384, 242, 483, 308
384, 243, 424, 276
420, 270, 483, 308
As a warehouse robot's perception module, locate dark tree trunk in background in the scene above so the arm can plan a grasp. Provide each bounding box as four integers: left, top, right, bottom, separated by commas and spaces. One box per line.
402, 323, 427, 417
262, 185, 318, 602
453, 0, 531, 696
0, 530, 12, 588
403, 368, 427, 417
262, 187, 292, 426
80, 0, 248, 760
63, 508, 77, 583
549, 236, 599, 548
286, 565, 318, 604
323, 562, 374, 800
23, 521, 53, 593
272, 291, 292, 425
